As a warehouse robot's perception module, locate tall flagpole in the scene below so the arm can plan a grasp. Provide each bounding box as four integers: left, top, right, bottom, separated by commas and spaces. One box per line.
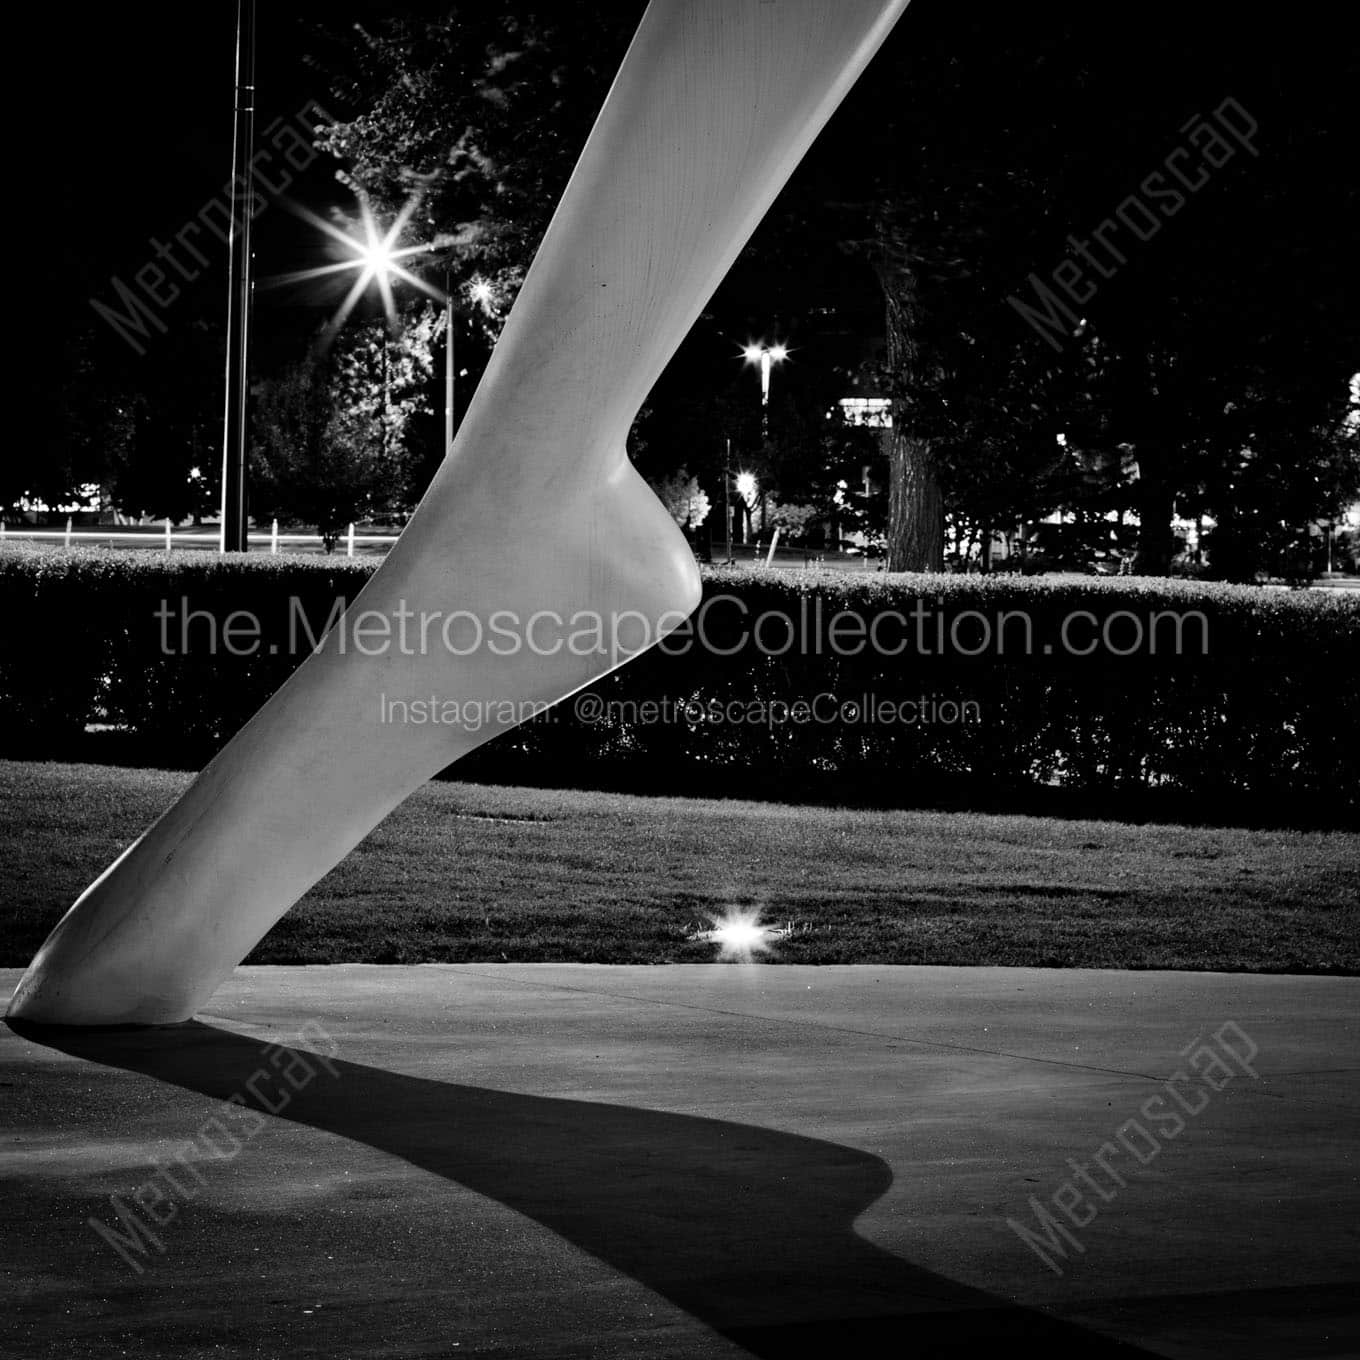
220, 0, 256, 552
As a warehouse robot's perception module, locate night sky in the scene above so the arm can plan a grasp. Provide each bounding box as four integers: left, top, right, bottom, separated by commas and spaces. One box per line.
22, 1, 1357, 479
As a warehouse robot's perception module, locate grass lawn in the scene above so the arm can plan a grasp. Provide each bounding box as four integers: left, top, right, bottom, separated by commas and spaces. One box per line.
2, 760, 1356, 973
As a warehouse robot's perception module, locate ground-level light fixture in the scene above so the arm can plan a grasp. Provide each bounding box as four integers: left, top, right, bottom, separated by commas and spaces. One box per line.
690, 905, 791, 963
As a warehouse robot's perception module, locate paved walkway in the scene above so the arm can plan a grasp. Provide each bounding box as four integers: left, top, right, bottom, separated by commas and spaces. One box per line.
4, 964, 1356, 1358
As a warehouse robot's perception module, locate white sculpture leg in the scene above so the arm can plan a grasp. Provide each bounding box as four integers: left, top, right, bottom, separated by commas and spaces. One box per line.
8, 0, 909, 1025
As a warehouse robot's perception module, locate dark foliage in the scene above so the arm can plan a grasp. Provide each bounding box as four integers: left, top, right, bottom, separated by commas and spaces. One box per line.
3, 547, 1355, 825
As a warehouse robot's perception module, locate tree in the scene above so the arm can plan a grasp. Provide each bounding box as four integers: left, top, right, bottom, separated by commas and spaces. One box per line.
328, 304, 445, 516
770, 6, 1095, 572
252, 356, 365, 550
11, 326, 134, 520
309, 5, 638, 311
769, 3, 1359, 574
116, 405, 199, 524
305, 3, 1359, 578
93, 318, 224, 524
252, 304, 443, 547
306, 3, 1072, 572
652, 469, 710, 533
1199, 377, 1360, 582
763, 498, 819, 543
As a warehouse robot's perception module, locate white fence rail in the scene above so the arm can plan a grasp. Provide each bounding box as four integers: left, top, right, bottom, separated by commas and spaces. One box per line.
0, 521, 399, 557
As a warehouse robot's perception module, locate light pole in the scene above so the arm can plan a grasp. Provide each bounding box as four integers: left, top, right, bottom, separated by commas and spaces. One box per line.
349, 237, 398, 467
321, 205, 496, 475
380, 326, 389, 463
219, 0, 256, 553
742, 341, 787, 440
723, 437, 733, 563
444, 276, 497, 455
444, 266, 455, 457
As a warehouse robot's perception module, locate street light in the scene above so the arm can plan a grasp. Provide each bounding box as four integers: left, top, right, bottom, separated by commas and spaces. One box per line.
349, 232, 400, 462
295, 199, 503, 467
742, 340, 788, 438
437, 275, 499, 458
301, 195, 445, 336
742, 342, 788, 404
311, 199, 452, 463
355, 232, 395, 284
469, 278, 496, 313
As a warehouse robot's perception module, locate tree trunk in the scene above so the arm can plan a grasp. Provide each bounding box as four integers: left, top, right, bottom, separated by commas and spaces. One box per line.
887, 434, 944, 572
1131, 454, 1176, 575
880, 252, 944, 573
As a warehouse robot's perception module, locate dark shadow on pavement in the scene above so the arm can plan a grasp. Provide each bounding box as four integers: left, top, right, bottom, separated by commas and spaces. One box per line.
12, 1020, 1157, 1359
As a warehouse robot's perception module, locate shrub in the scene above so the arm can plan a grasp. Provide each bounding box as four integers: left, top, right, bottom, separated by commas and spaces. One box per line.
0, 547, 371, 750
1, 545, 1355, 823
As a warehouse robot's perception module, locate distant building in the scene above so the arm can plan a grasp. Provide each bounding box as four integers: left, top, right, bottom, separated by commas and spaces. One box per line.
830, 398, 890, 553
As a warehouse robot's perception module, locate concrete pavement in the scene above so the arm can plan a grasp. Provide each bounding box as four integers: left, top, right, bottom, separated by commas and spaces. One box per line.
3, 964, 1356, 1358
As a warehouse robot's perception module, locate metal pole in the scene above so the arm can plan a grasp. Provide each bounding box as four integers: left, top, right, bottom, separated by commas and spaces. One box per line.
724, 437, 732, 564
760, 350, 770, 441
378, 325, 389, 468
765, 526, 781, 566
444, 269, 455, 456
219, 0, 256, 552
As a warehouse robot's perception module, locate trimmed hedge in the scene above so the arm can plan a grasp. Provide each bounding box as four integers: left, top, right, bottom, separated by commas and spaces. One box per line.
2, 545, 1356, 823
0, 547, 370, 749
